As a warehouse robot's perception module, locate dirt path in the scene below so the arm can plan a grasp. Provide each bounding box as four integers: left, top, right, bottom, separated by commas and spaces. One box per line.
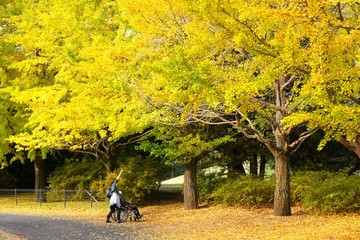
0, 214, 152, 240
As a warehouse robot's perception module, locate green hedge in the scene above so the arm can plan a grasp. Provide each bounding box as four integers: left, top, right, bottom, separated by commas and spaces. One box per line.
292, 171, 360, 213
209, 176, 275, 208
204, 171, 360, 213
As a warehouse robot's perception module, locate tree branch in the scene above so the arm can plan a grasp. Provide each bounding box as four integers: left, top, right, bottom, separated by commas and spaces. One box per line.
281, 75, 296, 91
347, 94, 360, 105
337, 2, 344, 22
251, 97, 290, 112
289, 127, 318, 150
220, 8, 279, 57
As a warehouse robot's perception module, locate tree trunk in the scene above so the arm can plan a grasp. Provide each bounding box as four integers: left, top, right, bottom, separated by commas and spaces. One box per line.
102, 154, 118, 173
339, 135, 360, 159
183, 158, 198, 210
273, 152, 291, 216
250, 153, 258, 177
272, 77, 291, 216
259, 154, 266, 179
108, 155, 117, 173
34, 157, 46, 202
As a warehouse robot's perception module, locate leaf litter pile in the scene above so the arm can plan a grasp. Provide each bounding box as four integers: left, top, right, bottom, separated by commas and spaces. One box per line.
0, 200, 359, 240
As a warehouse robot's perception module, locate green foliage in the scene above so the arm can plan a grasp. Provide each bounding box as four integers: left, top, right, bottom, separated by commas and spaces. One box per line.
196, 151, 232, 203
139, 125, 234, 167
121, 156, 171, 203
48, 158, 104, 190
204, 171, 360, 213
91, 155, 171, 203
209, 175, 275, 208
197, 171, 224, 203
0, 169, 17, 188
292, 171, 360, 213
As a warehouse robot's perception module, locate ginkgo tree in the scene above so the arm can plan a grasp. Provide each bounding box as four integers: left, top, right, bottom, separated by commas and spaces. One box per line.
0, 0, 25, 167
4, 0, 359, 215
140, 121, 234, 209
4, 0, 152, 173
0, 0, 50, 200
283, 2, 360, 159
119, 0, 360, 216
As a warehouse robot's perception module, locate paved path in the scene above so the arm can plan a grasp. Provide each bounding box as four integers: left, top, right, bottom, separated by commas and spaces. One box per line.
0, 214, 151, 240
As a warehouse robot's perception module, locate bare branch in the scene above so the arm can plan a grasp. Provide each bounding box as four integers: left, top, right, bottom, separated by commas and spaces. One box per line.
337, 2, 344, 22
281, 75, 296, 91
347, 95, 360, 105
113, 130, 151, 149
289, 127, 318, 150
290, 97, 307, 112
251, 97, 290, 112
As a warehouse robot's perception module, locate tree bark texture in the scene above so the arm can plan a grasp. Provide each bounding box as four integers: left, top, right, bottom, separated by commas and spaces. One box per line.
34, 158, 46, 202
272, 78, 291, 216
273, 152, 291, 216
339, 135, 360, 159
183, 158, 198, 210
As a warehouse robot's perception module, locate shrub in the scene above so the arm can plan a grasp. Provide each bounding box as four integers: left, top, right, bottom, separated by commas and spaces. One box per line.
291, 171, 337, 204
203, 171, 360, 213
197, 169, 227, 203
210, 175, 275, 208
91, 155, 171, 203
48, 158, 104, 191
0, 170, 17, 188
291, 171, 360, 213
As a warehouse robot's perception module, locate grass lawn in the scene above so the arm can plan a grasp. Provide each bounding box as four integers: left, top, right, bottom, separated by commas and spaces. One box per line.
0, 197, 359, 239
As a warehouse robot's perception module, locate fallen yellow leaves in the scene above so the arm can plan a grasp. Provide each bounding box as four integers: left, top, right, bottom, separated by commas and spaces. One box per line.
0, 200, 359, 239
139, 203, 360, 240
0, 230, 24, 240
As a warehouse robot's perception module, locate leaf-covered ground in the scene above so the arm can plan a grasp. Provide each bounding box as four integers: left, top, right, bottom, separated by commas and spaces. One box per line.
143, 203, 360, 239
0, 199, 359, 239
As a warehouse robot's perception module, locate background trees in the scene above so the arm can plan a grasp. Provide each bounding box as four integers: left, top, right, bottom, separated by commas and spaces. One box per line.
0, 0, 359, 215
4, 0, 152, 173
119, 0, 360, 215
139, 122, 234, 209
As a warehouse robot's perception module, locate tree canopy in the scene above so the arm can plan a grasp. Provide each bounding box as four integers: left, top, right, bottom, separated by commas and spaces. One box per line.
118, 0, 360, 215
2, 0, 153, 171
0, 0, 359, 216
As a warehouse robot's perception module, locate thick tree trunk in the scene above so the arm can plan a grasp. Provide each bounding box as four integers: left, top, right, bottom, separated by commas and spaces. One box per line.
108, 155, 117, 173
102, 154, 118, 173
34, 158, 46, 202
273, 152, 291, 216
183, 158, 198, 210
250, 153, 258, 177
339, 135, 360, 159
272, 77, 291, 216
